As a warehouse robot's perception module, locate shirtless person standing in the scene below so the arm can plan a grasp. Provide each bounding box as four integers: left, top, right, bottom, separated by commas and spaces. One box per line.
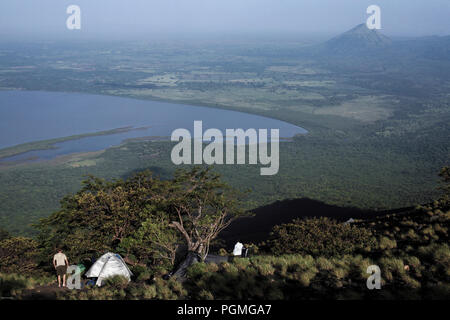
53, 249, 69, 288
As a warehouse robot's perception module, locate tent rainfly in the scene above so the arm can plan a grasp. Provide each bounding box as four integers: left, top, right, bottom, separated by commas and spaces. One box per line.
85, 252, 133, 287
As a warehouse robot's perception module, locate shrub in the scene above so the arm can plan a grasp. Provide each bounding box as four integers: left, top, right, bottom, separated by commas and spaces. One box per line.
233, 258, 251, 271
379, 237, 397, 250
142, 284, 157, 299
198, 289, 214, 300
256, 263, 275, 276
103, 275, 130, 289
268, 217, 376, 257
131, 265, 152, 282
153, 278, 187, 300
316, 257, 333, 271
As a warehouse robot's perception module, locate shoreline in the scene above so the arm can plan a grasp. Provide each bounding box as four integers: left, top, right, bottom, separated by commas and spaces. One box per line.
0, 126, 150, 160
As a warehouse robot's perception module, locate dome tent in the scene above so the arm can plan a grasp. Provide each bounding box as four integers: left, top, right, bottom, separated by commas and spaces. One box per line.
85, 252, 133, 287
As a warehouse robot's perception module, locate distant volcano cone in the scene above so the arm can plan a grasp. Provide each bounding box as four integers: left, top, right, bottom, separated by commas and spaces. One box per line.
322, 23, 392, 55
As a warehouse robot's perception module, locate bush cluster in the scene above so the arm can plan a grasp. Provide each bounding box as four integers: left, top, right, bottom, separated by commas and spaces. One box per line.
267, 217, 376, 257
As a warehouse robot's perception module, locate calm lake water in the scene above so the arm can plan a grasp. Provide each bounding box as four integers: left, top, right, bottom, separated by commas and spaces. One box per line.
0, 91, 307, 162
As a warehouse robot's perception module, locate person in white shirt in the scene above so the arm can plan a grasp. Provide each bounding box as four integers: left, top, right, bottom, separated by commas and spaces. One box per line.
53, 249, 69, 288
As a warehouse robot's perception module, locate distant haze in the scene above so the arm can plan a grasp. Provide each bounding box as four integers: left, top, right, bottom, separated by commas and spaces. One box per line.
0, 0, 450, 40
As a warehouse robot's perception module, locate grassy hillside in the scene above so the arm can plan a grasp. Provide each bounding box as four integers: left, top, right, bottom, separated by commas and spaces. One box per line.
1, 189, 448, 300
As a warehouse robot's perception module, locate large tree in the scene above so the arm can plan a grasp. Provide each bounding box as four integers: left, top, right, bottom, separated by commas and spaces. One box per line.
168, 167, 247, 260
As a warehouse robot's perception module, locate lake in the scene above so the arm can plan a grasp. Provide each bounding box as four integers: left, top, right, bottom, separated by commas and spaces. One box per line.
0, 91, 307, 162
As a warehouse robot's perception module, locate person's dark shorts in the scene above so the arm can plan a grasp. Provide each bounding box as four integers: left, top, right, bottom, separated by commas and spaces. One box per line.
56, 265, 67, 276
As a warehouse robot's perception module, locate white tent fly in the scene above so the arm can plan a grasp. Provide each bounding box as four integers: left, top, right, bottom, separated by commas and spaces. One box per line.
85, 252, 133, 287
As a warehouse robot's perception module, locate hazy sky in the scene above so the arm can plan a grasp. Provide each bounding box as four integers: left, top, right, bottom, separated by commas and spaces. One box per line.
1, 0, 449, 40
